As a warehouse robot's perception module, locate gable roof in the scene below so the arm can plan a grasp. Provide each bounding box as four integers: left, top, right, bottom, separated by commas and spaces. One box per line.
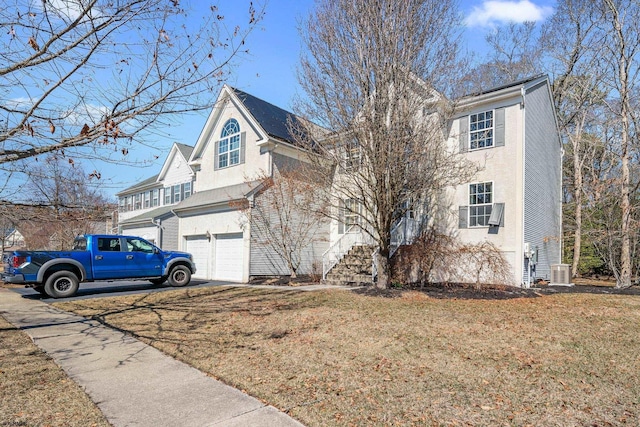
158, 142, 195, 181
176, 142, 194, 160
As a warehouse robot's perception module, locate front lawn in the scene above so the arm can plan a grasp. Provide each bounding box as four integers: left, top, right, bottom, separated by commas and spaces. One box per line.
56, 286, 640, 426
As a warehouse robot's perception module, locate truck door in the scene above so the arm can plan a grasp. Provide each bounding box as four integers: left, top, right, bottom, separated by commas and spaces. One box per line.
124, 237, 164, 278
93, 237, 131, 280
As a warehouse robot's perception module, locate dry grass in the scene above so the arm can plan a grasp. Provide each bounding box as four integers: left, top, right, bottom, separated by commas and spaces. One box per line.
54, 286, 640, 426
0, 315, 111, 427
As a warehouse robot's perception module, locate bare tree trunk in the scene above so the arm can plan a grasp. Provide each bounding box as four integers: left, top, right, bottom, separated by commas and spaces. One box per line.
571, 127, 584, 277
605, 0, 634, 288
375, 251, 390, 289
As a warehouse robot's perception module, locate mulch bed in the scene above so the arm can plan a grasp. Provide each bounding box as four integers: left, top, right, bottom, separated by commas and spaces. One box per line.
355, 281, 640, 300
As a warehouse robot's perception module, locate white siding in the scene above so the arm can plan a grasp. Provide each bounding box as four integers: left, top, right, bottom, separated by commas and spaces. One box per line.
523, 81, 562, 281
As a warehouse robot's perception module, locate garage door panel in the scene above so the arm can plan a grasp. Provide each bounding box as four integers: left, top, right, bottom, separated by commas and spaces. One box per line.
215, 233, 243, 282
185, 237, 210, 279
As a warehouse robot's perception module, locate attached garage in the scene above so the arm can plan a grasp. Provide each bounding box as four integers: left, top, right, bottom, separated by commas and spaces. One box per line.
185, 236, 210, 279
214, 233, 244, 282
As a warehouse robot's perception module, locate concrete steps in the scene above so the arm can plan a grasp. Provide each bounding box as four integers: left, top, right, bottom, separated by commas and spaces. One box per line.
324, 245, 374, 286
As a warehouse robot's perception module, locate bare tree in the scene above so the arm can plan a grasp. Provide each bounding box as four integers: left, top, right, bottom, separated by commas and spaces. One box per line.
541, 0, 606, 278
18, 156, 114, 249
460, 21, 543, 95
597, 1, 640, 288
295, 0, 476, 289
245, 170, 328, 279
1, 0, 263, 196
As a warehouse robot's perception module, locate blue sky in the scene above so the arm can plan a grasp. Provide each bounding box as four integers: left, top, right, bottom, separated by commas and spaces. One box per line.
99, 0, 556, 198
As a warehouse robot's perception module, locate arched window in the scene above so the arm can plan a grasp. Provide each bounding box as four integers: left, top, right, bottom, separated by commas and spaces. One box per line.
216, 118, 243, 169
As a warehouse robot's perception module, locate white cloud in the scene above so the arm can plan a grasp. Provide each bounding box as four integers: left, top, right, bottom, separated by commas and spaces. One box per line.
465, 1, 554, 28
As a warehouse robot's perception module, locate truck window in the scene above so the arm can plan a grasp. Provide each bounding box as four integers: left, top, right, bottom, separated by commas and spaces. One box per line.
73, 238, 87, 251
98, 238, 121, 252
125, 237, 154, 253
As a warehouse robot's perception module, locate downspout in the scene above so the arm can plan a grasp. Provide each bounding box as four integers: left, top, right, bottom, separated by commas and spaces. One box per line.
521, 86, 529, 288
154, 219, 162, 248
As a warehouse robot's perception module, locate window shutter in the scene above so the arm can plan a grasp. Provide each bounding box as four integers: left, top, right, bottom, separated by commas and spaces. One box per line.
459, 117, 468, 153
488, 202, 505, 226
458, 206, 468, 229
494, 108, 505, 147
214, 141, 220, 171
338, 200, 345, 234
240, 132, 246, 164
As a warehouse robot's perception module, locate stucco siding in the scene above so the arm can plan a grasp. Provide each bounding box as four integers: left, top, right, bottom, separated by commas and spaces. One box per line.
451, 97, 525, 282
194, 100, 271, 192
523, 81, 562, 281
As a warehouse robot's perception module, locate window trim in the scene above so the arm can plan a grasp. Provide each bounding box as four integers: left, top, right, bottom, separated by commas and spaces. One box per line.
217, 119, 242, 169
468, 181, 493, 228
469, 109, 494, 151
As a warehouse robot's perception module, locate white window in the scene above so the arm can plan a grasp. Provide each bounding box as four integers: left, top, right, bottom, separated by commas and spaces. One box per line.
342, 140, 361, 171
218, 119, 241, 169
338, 199, 362, 233
173, 184, 181, 203
144, 191, 150, 208
470, 110, 493, 150
469, 182, 493, 227
134, 194, 141, 210
164, 188, 171, 205
152, 189, 159, 207
184, 182, 192, 199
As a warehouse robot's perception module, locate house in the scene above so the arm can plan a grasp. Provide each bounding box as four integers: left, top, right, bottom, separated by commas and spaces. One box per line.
450, 74, 562, 285
322, 74, 561, 287
2, 228, 25, 252
172, 86, 329, 281
117, 75, 561, 287
117, 86, 329, 282
116, 142, 195, 249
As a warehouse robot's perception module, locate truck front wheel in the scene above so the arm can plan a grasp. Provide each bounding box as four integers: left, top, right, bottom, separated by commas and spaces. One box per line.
167, 265, 191, 287
44, 271, 79, 298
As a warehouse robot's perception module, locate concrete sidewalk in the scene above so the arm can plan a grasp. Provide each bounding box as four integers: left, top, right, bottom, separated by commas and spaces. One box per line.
0, 288, 304, 427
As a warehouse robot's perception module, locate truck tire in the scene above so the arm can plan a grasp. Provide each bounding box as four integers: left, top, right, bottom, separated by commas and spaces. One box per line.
167, 265, 191, 287
44, 271, 79, 298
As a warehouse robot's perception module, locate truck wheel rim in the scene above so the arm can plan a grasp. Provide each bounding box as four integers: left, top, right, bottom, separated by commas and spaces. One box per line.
174, 271, 185, 283
55, 278, 71, 291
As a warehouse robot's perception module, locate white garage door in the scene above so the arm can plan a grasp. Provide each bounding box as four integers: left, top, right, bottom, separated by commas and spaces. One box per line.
215, 233, 244, 282
185, 236, 210, 279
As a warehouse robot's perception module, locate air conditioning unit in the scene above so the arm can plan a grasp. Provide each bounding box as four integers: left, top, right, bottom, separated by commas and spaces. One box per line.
551, 264, 573, 286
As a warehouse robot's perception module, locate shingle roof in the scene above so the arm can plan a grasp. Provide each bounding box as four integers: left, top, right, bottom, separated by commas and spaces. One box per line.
116, 174, 160, 196
176, 143, 194, 161
119, 205, 176, 226
230, 87, 301, 144
172, 181, 261, 213
462, 74, 546, 98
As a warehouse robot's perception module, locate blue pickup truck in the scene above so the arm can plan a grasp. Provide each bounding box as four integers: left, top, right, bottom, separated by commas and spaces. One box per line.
1, 234, 196, 298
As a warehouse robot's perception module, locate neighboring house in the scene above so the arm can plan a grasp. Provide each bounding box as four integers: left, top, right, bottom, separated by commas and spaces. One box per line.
2, 228, 25, 252
116, 142, 195, 249
118, 75, 561, 287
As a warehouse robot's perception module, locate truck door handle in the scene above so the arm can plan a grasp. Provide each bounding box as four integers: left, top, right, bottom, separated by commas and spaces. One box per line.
126, 255, 134, 260
95, 255, 103, 260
